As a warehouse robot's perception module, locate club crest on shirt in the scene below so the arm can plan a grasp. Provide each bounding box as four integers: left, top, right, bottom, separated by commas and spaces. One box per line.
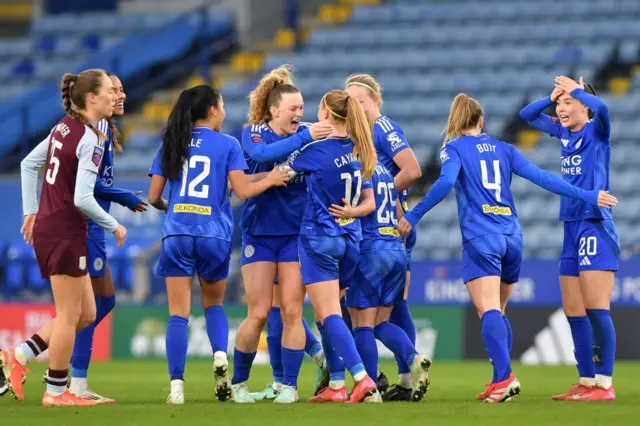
244, 244, 255, 258
386, 131, 404, 151
94, 257, 104, 271
250, 132, 263, 144
440, 148, 449, 163
92, 145, 104, 167
79, 256, 87, 270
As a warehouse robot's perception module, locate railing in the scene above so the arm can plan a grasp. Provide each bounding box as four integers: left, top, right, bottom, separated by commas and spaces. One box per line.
0, 4, 235, 169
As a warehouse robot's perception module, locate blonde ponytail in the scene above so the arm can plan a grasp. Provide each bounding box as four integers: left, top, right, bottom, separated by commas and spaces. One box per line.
442, 93, 484, 142
323, 90, 377, 180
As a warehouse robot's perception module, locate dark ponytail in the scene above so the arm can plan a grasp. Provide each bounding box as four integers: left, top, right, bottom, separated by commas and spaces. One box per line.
583, 81, 597, 119
160, 85, 222, 181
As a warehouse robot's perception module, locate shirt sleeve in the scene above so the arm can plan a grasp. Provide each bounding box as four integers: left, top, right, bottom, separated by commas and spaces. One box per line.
518, 97, 563, 139
242, 125, 313, 163
76, 131, 103, 174
228, 137, 249, 172
375, 122, 409, 159
20, 136, 50, 215
514, 162, 598, 206
403, 144, 461, 227
505, 143, 532, 174
570, 88, 610, 138
361, 176, 373, 191
74, 169, 119, 233
148, 146, 164, 177
287, 142, 317, 174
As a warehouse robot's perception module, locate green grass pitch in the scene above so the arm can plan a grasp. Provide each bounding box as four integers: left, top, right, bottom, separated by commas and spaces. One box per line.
2, 360, 639, 426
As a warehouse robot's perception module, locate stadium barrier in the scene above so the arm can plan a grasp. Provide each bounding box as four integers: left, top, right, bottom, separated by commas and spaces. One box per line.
110, 305, 463, 362
462, 306, 640, 363
0, 303, 112, 361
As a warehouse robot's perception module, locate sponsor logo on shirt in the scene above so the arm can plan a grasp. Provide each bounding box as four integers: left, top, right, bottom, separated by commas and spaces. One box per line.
386, 131, 405, 152
250, 132, 263, 144
482, 204, 512, 216
338, 217, 356, 226
561, 155, 582, 176
378, 227, 400, 237
92, 146, 104, 167
173, 203, 212, 215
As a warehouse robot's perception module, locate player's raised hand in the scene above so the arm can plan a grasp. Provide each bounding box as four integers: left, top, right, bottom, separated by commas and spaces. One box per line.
329, 198, 355, 220
21, 214, 36, 245
130, 191, 149, 212
397, 217, 413, 236
309, 122, 334, 140
267, 165, 290, 187
113, 224, 127, 248
555, 76, 583, 94
597, 191, 618, 209
550, 85, 564, 102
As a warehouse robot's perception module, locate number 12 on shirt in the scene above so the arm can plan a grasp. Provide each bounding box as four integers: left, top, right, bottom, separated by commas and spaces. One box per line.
180, 155, 211, 199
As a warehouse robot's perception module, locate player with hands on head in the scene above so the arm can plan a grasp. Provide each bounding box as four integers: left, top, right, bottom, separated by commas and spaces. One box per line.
398, 93, 617, 403
520, 76, 619, 401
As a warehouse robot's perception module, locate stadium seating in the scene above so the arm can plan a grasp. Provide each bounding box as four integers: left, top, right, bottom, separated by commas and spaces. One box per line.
109, 0, 640, 261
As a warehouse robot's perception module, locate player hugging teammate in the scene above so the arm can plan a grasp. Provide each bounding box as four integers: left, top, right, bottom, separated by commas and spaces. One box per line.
1, 66, 619, 406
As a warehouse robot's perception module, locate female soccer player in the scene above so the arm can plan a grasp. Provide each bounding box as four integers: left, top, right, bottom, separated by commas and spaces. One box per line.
69, 72, 147, 403
321, 162, 431, 403
520, 77, 618, 401
1, 69, 127, 407
345, 74, 422, 398
232, 66, 332, 403
148, 85, 289, 405
285, 89, 380, 403
397, 93, 617, 403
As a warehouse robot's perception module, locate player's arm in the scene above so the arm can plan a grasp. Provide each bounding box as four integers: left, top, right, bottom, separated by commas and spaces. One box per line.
242, 123, 332, 163
20, 136, 50, 216
94, 180, 148, 212
509, 144, 617, 208
228, 168, 289, 200
75, 134, 126, 246
398, 146, 461, 234
229, 136, 289, 200
245, 172, 270, 182
518, 91, 563, 138
148, 174, 168, 212
147, 146, 169, 211
377, 124, 422, 193
393, 149, 422, 193
570, 89, 610, 136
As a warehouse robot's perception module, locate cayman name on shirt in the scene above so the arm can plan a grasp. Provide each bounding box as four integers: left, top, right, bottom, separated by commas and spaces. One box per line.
334, 152, 358, 169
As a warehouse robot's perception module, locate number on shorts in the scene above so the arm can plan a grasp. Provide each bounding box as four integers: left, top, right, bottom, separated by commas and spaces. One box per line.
578, 236, 597, 256
45, 138, 63, 185
340, 170, 362, 205
480, 159, 501, 202
376, 181, 397, 225
179, 155, 210, 199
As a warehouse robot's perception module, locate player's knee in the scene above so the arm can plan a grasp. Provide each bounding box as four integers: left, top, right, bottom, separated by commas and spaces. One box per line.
248, 308, 269, 329
563, 301, 586, 316
76, 307, 97, 331
280, 302, 302, 325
